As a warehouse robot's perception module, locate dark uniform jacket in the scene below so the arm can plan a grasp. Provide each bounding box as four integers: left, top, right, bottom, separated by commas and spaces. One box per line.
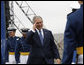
15, 37, 31, 63
62, 4, 83, 64
5, 36, 20, 62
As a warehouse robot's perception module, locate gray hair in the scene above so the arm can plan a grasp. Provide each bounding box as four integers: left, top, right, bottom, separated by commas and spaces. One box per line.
33, 16, 43, 23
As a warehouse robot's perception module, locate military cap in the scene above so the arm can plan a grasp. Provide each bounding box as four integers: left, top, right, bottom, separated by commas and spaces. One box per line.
21, 28, 29, 33
7, 26, 16, 32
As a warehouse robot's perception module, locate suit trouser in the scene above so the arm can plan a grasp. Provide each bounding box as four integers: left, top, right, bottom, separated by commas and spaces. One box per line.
19, 55, 29, 64
27, 57, 49, 64
6, 55, 16, 64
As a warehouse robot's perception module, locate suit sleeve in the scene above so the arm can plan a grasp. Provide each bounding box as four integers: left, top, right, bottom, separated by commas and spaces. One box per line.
62, 16, 76, 64
25, 31, 35, 45
50, 31, 60, 59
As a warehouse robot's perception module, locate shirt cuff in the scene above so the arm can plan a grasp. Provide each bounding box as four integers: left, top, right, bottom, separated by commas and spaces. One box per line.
29, 29, 35, 33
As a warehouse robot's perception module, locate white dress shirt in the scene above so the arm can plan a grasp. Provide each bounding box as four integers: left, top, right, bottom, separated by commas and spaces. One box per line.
36, 28, 44, 39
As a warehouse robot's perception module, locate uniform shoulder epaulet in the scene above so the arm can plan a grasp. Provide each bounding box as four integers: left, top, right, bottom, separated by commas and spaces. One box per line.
17, 38, 20, 40
15, 37, 20, 40
67, 12, 73, 16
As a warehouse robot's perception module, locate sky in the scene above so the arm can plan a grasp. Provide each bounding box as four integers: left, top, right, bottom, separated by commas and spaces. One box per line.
12, 1, 80, 36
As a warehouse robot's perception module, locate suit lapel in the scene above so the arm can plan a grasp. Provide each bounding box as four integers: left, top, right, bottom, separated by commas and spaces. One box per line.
43, 29, 47, 46
34, 30, 42, 46
34, 29, 48, 46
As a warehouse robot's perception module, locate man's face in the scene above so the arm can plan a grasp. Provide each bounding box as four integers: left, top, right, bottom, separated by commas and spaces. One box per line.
9, 31, 15, 37
34, 18, 43, 30
22, 33, 27, 38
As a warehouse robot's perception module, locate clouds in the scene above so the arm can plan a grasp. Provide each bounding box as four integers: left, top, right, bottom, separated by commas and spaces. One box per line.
28, 1, 71, 33
13, 1, 80, 36
27, 1, 71, 33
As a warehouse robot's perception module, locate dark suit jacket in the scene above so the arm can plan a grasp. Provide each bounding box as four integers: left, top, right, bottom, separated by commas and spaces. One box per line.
62, 4, 83, 64
26, 29, 60, 64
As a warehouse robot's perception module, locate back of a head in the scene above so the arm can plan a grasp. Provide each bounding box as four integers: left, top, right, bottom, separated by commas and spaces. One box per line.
78, 1, 83, 5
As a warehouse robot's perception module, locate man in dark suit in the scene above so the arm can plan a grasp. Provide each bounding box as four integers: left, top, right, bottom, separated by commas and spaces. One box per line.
26, 16, 61, 64
62, 1, 83, 64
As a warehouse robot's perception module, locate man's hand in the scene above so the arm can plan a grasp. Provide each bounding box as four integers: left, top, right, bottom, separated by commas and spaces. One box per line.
56, 59, 61, 64
54, 59, 61, 64
33, 23, 36, 31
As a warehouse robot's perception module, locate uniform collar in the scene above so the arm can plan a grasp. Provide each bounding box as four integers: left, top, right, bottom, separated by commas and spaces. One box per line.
22, 37, 26, 39
36, 28, 43, 33
9, 36, 16, 38
36, 28, 44, 38
81, 4, 83, 7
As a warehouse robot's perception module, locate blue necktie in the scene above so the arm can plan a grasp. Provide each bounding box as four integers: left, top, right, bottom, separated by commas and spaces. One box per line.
39, 30, 43, 45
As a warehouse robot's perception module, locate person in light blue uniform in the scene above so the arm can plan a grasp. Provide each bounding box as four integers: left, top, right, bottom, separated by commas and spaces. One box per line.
5, 27, 20, 64
15, 28, 31, 64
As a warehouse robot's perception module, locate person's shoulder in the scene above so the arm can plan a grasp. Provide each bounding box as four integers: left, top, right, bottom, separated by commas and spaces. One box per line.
67, 12, 73, 16
15, 36, 20, 40
15, 36, 20, 38
67, 11, 76, 18
43, 28, 52, 33
19, 37, 24, 41
68, 8, 81, 18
